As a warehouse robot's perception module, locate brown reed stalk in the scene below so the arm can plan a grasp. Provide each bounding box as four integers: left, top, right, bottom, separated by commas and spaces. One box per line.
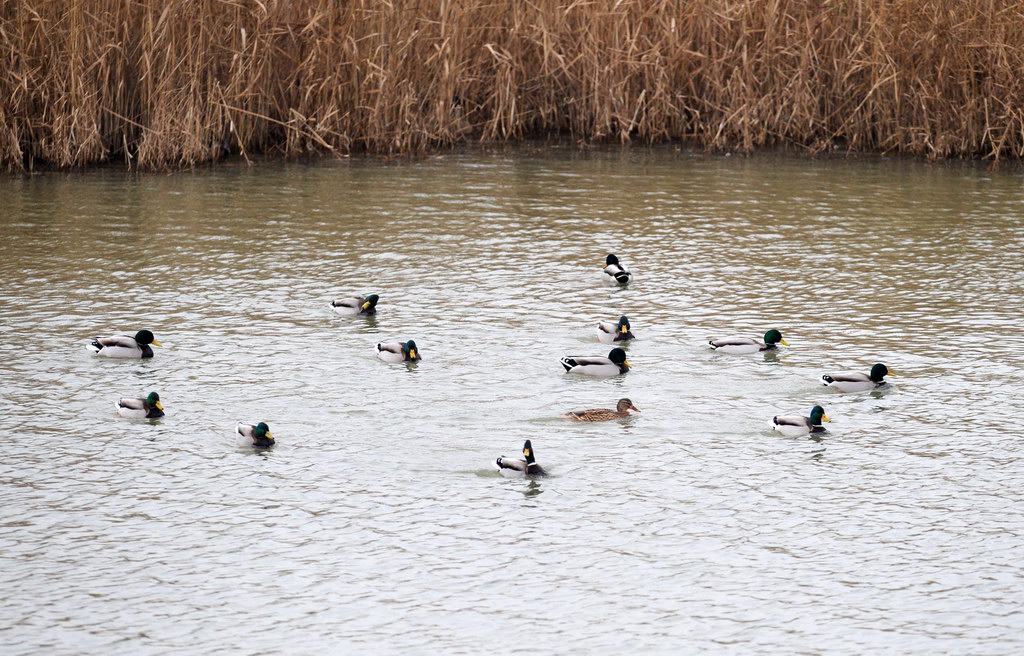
2, 0, 1024, 170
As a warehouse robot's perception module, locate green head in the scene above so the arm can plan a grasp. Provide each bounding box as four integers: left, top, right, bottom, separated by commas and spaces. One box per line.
605, 253, 620, 266
134, 330, 161, 347
254, 422, 273, 440
870, 363, 891, 381
522, 440, 536, 464
809, 405, 830, 425
361, 294, 379, 310
617, 316, 631, 333
764, 329, 788, 346
608, 347, 630, 368
146, 392, 164, 411
403, 340, 419, 361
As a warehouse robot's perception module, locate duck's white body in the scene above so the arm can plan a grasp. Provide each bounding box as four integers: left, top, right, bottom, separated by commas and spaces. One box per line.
236, 423, 275, 448
601, 263, 632, 285
235, 423, 256, 447
375, 341, 420, 363
494, 440, 547, 477
821, 372, 882, 392
772, 406, 829, 437
495, 458, 530, 478
87, 335, 150, 359
708, 337, 765, 354
560, 356, 628, 377
771, 416, 818, 437
596, 322, 635, 344
331, 298, 364, 315
331, 295, 378, 316
115, 397, 163, 419
376, 345, 406, 363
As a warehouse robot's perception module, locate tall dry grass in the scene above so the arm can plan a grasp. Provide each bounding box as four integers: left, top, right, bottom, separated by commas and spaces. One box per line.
2, 0, 1024, 170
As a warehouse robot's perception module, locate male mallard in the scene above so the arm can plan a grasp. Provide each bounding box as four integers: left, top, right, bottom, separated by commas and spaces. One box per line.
565, 398, 640, 422
597, 316, 635, 344
708, 329, 788, 354
602, 253, 632, 285
376, 339, 421, 363
331, 294, 379, 316
236, 422, 274, 448
821, 363, 893, 392
115, 392, 164, 419
560, 347, 630, 376
87, 330, 161, 359
495, 439, 548, 477
772, 405, 829, 437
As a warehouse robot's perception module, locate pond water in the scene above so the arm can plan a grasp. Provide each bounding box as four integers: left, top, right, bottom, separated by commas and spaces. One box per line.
1, 147, 1023, 654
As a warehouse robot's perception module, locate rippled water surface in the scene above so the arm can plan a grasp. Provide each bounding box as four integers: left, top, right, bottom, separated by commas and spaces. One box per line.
2, 148, 1023, 654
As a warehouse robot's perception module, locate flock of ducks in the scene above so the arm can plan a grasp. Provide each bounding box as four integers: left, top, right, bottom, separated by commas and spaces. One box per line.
90, 253, 894, 471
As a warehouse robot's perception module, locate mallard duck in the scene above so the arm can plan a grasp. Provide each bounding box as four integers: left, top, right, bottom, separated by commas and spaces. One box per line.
115, 392, 164, 419
565, 398, 640, 422
87, 330, 162, 359
602, 253, 632, 285
376, 339, 421, 363
560, 347, 630, 376
597, 316, 635, 344
495, 439, 548, 477
772, 405, 829, 436
331, 294, 379, 316
236, 422, 274, 448
708, 329, 789, 354
821, 363, 893, 392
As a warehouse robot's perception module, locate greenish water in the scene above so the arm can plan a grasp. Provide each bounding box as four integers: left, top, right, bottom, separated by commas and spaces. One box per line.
1, 148, 1023, 654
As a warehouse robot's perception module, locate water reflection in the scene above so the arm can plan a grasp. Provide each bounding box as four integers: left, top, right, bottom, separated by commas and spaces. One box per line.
1, 148, 1023, 654
521, 479, 544, 498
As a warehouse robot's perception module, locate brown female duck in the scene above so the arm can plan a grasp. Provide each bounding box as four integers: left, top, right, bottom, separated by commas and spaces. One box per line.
564, 398, 640, 422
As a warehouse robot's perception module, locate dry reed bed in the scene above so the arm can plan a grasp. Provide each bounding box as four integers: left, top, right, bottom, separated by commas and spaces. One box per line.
2, 0, 1024, 170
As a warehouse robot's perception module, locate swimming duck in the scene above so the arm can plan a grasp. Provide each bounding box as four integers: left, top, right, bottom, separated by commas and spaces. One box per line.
331, 294, 379, 316
495, 439, 548, 477
115, 392, 164, 419
565, 398, 640, 422
87, 330, 162, 359
560, 347, 630, 376
708, 329, 789, 354
602, 253, 632, 285
236, 422, 274, 448
772, 405, 829, 437
821, 363, 893, 392
376, 339, 421, 363
597, 316, 635, 344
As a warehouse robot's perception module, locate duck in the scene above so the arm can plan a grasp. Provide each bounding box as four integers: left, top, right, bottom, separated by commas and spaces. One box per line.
772, 405, 829, 437
376, 339, 421, 363
560, 347, 630, 376
115, 392, 164, 419
236, 422, 274, 448
565, 398, 640, 422
597, 316, 635, 344
602, 253, 632, 285
87, 330, 161, 359
708, 329, 788, 354
821, 363, 894, 392
495, 439, 548, 477
331, 294, 379, 316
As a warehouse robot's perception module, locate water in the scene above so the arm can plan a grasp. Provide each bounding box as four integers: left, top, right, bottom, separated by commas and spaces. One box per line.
2, 148, 1023, 654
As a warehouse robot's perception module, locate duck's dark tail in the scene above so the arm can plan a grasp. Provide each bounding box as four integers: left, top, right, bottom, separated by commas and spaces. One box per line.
559, 357, 577, 373
821, 375, 835, 385
614, 271, 631, 284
